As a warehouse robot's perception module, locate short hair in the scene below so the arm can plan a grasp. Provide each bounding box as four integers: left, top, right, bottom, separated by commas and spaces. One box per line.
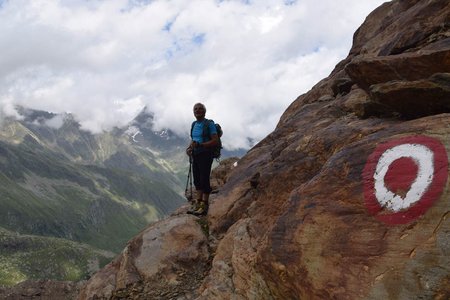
193, 103, 206, 111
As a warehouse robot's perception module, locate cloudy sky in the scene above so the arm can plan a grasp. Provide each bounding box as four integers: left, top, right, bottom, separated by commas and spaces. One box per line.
0, 0, 387, 150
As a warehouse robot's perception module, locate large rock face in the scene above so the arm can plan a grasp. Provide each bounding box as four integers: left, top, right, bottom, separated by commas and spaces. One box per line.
80, 1, 450, 299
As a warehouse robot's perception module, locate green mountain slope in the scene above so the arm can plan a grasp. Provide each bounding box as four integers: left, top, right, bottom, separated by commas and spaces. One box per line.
0, 123, 184, 252
0, 227, 114, 286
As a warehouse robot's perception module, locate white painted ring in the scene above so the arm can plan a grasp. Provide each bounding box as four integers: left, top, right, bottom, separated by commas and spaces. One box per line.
374, 143, 434, 212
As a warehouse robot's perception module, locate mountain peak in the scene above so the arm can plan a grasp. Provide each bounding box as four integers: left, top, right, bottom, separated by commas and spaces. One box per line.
15, 106, 57, 124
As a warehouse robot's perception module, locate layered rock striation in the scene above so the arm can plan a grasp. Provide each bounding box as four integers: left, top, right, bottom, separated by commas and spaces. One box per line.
80, 1, 450, 299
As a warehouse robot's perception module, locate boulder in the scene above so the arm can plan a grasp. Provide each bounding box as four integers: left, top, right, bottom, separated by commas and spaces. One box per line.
370, 73, 450, 119
350, 0, 450, 56
345, 49, 450, 92
78, 215, 209, 299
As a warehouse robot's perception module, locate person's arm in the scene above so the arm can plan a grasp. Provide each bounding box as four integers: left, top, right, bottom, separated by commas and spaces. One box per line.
200, 134, 218, 148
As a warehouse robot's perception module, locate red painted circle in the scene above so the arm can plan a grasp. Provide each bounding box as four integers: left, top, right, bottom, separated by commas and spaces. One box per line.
384, 157, 418, 194
363, 135, 448, 225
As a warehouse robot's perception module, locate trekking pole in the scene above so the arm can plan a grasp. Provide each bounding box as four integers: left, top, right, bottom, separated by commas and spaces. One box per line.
189, 155, 193, 202
184, 155, 193, 202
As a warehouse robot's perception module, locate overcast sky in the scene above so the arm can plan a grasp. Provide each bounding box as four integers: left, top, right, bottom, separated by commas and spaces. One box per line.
0, 0, 387, 150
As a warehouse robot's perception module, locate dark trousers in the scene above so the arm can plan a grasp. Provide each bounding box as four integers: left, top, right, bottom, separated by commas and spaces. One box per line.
193, 151, 213, 194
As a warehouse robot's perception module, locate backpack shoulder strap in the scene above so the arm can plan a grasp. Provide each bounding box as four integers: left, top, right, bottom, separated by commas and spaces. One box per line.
202, 119, 211, 138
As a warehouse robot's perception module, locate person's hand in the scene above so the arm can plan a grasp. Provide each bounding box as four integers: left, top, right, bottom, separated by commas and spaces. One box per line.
186, 146, 193, 156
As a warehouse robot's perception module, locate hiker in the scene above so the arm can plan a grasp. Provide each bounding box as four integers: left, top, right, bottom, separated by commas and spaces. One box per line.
186, 102, 219, 216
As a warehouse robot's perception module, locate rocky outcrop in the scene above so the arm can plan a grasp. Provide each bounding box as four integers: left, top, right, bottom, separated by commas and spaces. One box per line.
78, 158, 241, 300
78, 215, 210, 299
0, 280, 83, 300
210, 157, 240, 192
345, 50, 450, 118
80, 0, 450, 299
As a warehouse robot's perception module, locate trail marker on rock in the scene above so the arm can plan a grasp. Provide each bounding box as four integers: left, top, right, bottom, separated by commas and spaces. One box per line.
363, 136, 448, 225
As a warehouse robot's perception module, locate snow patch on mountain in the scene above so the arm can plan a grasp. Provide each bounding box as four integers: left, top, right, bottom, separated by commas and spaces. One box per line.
124, 126, 141, 142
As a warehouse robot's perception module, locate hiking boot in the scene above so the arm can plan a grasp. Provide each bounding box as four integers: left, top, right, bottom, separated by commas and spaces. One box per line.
188, 201, 208, 216
187, 199, 201, 214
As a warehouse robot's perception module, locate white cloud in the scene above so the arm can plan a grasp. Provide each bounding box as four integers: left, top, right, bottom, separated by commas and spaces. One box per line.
0, 0, 387, 149
45, 114, 65, 129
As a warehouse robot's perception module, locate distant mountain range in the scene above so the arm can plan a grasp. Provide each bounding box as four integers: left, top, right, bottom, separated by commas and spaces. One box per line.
0, 106, 245, 285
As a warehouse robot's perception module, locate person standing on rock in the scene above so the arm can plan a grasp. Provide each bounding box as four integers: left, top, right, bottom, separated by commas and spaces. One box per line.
186, 102, 219, 216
